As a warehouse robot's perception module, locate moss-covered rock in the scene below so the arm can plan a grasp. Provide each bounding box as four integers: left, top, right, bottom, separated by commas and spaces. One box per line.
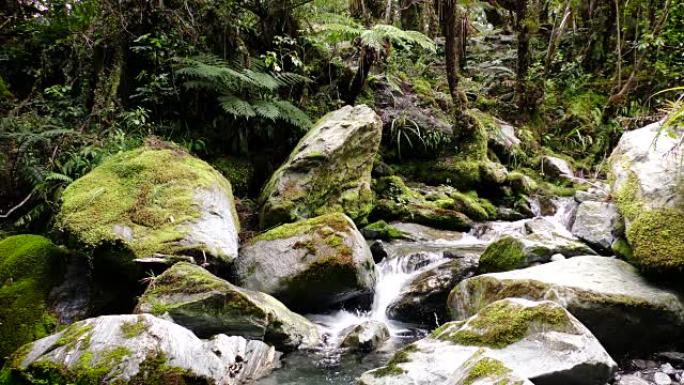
359, 298, 616, 385
234, 213, 377, 312
259, 105, 382, 228
58, 140, 240, 271
1, 314, 280, 385
448, 256, 684, 356
361, 221, 406, 240
477, 236, 526, 273
446, 351, 532, 385
395, 158, 508, 193
371, 176, 474, 231
135, 262, 319, 351
0, 235, 69, 361
609, 122, 684, 271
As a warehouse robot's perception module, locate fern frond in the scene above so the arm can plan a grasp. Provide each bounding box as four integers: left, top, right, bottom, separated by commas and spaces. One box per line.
272, 100, 312, 129
252, 100, 281, 121
219, 95, 256, 118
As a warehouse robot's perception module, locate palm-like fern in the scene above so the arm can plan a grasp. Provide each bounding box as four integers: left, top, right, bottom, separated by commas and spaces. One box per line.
317, 23, 436, 54
175, 55, 311, 130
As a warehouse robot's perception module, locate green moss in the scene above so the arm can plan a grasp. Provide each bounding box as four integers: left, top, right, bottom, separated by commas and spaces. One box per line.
361, 220, 405, 240
254, 213, 352, 242
611, 238, 633, 260
55, 323, 94, 350
615, 173, 684, 270
371, 344, 419, 378
434, 300, 574, 348
120, 317, 148, 338
464, 357, 510, 385
0, 235, 68, 360
478, 236, 526, 273
58, 143, 238, 262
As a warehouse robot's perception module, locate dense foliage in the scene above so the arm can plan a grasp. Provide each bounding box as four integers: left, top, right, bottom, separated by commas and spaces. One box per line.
1, 0, 682, 233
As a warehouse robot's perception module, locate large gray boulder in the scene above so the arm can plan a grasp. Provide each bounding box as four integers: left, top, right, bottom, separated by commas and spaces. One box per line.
2, 314, 280, 385
259, 105, 382, 228
58, 142, 240, 268
608, 121, 684, 270
359, 298, 616, 385
135, 262, 319, 351
449, 256, 684, 355
235, 213, 377, 312
542, 155, 575, 181
571, 200, 622, 253
386, 257, 477, 325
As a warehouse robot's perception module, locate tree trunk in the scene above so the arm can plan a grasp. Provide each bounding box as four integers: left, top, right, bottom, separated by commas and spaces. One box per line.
401, 0, 422, 30
436, 0, 465, 113
344, 46, 377, 105
515, 0, 530, 80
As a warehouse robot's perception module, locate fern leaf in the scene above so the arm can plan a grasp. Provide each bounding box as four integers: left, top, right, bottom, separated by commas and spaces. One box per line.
219, 95, 256, 118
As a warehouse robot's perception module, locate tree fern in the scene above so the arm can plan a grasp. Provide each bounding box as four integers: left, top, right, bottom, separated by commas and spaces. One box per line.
176, 55, 312, 130
316, 23, 436, 53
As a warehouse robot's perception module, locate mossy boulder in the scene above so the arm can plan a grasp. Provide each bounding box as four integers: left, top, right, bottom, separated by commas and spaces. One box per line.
0, 314, 280, 385
608, 121, 684, 271
477, 218, 596, 273
258, 105, 382, 229
58, 141, 240, 271
541, 155, 575, 181
234, 213, 377, 312
448, 256, 684, 356
359, 298, 616, 385
396, 158, 508, 193
371, 176, 474, 231
361, 221, 406, 241
338, 320, 389, 353
135, 262, 319, 351
0, 235, 70, 361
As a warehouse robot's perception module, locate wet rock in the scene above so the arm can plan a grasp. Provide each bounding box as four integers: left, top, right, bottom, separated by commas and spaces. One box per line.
259, 105, 382, 228
135, 262, 319, 351
571, 200, 622, 253
370, 240, 391, 263
58, 142, 240, 268
2, 314, 280, 385
574, 183, 609, 202
235, 213, 377, 312
449, 256, 684, 355
339, 320, 390, 353
608, 121, 684, 271
359, 298, 616, 385
656, 352, 684, 366
655, 372, 673, 385
361, 221, 406, 241
386, 257, 477, 325
542, 155, 575, 181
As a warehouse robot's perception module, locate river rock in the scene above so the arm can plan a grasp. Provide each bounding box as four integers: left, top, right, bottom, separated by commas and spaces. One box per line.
571, 201, 622, 252
449, 256, 684, 355
339, 320, 390, 353
2, 314, 280, 385
58, 141, 240, 269
359, 298, 616, 385
258, 105, 382, 228
235, 213, 377, 312
477, 218, 595, 273
386, 257, 477, 325
135, 262, 319, 351
542, 155, 575, 180
609, 121, 684, 270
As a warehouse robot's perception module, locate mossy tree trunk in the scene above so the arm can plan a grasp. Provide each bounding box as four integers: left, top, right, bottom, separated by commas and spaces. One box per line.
435, 0, 466, 114
401, 0, 422, 31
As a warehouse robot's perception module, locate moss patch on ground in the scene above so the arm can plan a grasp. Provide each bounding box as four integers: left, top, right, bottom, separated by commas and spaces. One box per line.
477, 236, 526, 273
0, 235, 68, 361
434, 300, 575, 348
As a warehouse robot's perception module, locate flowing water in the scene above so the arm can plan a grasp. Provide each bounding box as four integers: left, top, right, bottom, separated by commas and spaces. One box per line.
256, 198, 577, 385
